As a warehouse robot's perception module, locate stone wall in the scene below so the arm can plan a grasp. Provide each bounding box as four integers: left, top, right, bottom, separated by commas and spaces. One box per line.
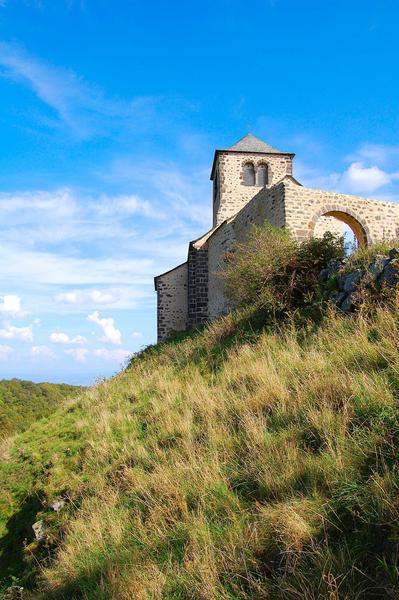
154, 262, 188, 341
313, 215, 344, 238
284, 180, 399, 245
208, 181, 287, 319
207, 221, 235, 319
187, 243, 209, 328
213, 151, 293, 227
155, 158, 399, 342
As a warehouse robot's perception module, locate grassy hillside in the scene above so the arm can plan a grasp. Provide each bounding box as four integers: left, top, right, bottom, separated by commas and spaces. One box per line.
0, 379, 85, 437
1, 230, 398, 599
0, 303, 398, 599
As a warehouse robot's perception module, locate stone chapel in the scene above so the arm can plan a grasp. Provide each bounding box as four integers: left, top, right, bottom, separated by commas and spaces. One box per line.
154, 134, 399, 342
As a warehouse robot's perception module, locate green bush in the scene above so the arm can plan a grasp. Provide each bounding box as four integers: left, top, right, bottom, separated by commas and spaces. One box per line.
220, 222, 344, 316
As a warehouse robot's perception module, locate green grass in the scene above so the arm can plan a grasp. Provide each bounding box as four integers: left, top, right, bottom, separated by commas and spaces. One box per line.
0, 379, 85, 437
0, 302, 398, 599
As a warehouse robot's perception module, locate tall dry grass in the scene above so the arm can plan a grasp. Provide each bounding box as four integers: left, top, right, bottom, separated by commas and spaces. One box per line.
12, 304, 393, 599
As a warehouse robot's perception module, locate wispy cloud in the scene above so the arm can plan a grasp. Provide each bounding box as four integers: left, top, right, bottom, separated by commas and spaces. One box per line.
49, 332, 87, 344
65, 346, 131, 363
32, 345, 55, 358
0, 323, 34, 342
104, 158, 212, 228
93, 348, 131, 362
346, 143, 399, 166
64, 347, 89, 362
0, 42, 163, 139
0, 42, 197, 140
0, 345, 13, 359
0, 157, 212, 318
55, 290, 117, 306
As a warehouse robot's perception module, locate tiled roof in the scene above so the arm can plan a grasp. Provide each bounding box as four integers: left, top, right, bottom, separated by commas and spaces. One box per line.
228, 133, 286, 154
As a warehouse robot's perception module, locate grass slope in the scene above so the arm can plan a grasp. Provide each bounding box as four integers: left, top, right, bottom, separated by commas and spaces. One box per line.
0, 379, 85, 437
0, 304, 398, 599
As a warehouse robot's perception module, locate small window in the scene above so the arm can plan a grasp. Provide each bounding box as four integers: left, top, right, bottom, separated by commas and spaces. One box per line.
243, 162, 255, 186
257, 164, 268, 187
213, 171, 219, 204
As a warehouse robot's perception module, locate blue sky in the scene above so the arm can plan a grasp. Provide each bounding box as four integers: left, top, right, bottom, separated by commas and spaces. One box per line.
0, 0, 398, 384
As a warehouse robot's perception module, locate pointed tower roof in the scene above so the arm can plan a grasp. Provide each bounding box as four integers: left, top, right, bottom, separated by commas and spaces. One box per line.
210, 133, 294, 180
228, 133, 285, 154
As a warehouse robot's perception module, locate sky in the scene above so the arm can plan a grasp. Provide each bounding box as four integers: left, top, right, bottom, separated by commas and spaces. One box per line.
0, 0, 398, 385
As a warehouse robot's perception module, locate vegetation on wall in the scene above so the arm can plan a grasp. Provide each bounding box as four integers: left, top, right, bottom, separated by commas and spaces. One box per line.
220, 224, 344, 316
1, 225, 399, 599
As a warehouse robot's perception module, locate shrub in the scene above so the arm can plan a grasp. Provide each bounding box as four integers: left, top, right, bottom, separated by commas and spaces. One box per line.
219, 223, 344, 317
344, 240, 399, 273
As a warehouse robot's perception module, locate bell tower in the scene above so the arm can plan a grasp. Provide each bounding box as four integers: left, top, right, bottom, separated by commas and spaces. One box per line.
210, 133, 295, 227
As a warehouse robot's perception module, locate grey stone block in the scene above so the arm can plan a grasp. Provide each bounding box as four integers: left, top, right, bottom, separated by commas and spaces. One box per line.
341, 294, 355, 312
343, 270, 362, 293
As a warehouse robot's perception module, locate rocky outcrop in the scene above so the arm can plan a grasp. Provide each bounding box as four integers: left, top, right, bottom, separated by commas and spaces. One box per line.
320, 249, 399, 312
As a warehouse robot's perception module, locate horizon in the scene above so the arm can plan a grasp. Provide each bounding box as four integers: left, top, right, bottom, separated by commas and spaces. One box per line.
0, 0, 398, 385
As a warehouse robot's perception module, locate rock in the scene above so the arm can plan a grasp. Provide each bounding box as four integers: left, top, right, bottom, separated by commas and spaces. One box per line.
32, 520, 46, 541
327, 259, 344, 273
368, 255, 388, 279
319, 268, 330, 284
319, 259, 344, 284
337, 274, 346, 291
51, 499, 66, 512
343, 270, 362, 293
389, 248, 399, 259
341, 295, 355, 312
329, 291, 346, 306
380, 259, 399, 286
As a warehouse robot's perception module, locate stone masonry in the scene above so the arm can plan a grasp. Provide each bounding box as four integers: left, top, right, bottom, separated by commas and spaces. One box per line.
154, 134, 399, 341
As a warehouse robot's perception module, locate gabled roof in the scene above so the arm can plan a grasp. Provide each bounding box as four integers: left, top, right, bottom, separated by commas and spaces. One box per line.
210, 133, 294, 180
228, 133, 285, 154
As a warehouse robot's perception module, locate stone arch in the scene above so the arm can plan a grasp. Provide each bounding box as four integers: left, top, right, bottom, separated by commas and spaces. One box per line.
242, 162, 255, 186
256, 162, 269, 187
308, 206, 371, 246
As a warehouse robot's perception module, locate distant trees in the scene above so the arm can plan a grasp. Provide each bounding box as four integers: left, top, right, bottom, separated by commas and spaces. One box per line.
0, 379, 84, 436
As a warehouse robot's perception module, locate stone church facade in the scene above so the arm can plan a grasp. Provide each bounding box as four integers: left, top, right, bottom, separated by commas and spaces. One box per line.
155, 134, 399, 341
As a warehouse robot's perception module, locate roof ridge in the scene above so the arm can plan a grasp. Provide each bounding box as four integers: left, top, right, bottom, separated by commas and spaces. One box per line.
227, 133, 287, 154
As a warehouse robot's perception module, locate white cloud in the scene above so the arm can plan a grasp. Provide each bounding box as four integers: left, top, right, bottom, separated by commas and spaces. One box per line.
93, 348, 131, 362
0, 345, 13, 359
55, 289, 117, 306
63, 346, 131, 364
346, 143, 399, 165
131, 331, 143, 339
0, 42, 114, 138
297, 158, 399, 197
64, 347, 89, 362
340, 162, 393, 194
96, 194, 156, 218
0, 247, 153, 286
32, 345, 55, 358
87, 311, 122, 344
0, 295, 23, 315
106, 159, 212, 228
0, 42, 169, 140
0, 324, 33, 342
49, 332, 87, 344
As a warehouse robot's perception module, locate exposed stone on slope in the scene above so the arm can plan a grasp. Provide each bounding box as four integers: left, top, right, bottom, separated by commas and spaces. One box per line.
321, 248, 399, 312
